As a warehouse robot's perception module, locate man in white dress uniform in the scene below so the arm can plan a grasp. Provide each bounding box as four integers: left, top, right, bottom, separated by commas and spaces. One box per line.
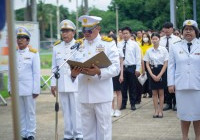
51, 20, 83, 140
8, 27, 40, 140
70, 15, 120, 140
168, 20, 200, 140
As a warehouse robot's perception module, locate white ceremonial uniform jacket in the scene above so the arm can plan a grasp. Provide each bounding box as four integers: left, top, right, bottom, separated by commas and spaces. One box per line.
168, 38, 200, 90
74, 34, 120, 103
51, 39, 78, 92
8, 47, 40, 96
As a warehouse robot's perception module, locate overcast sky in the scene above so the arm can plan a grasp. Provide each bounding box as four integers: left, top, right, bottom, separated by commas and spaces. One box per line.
14, 0, 112, 12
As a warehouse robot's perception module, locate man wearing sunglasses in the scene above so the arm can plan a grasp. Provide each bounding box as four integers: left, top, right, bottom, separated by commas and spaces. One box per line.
8, 27, 40, 140
51, 19, 83, 140
71, 15, 120, 140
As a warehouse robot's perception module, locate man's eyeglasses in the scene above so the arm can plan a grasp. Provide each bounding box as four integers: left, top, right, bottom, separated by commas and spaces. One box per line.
17, 36, 29, 40
82, 26, 97, 34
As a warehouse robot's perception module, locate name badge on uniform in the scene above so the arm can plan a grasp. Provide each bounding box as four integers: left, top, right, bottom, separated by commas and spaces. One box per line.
96, 44, 105, 53
24, 57, 31, 60
57, 52, 61, 54
194, 53, 200, 55
179, 51, 184, 54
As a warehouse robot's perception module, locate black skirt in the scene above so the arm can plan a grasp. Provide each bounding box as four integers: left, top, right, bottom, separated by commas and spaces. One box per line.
112, 74, 121, 91
149, 65, 167, 90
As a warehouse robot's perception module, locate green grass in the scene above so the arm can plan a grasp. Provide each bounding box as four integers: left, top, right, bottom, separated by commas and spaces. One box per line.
0, 75, 9, 98
40, 53, 52, 69
0, 75, 50, 99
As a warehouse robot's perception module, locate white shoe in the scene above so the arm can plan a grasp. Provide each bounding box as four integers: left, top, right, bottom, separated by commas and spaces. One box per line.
111, 109, 114, 117
114, 110, 121, 117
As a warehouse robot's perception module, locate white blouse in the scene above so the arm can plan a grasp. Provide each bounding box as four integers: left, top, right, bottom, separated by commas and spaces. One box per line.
143, 46, 169, 66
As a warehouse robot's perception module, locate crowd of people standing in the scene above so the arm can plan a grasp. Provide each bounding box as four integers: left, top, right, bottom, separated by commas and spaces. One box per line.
7, 14, 200, 140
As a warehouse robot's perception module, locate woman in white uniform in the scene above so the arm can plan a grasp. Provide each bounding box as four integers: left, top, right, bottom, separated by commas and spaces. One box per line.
168, 20, 200, 140
144, 32, 168, 118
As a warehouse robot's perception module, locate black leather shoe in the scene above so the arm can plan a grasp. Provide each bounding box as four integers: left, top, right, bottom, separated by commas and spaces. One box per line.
27, 136, 34, 140
120, 105, 126, 110
131, 105, 136, 111
173, 104, 177, 111
163, 104, 172, 111
63, 138, 74, 140
76, 138, 83, 140
22, 137, 28, 140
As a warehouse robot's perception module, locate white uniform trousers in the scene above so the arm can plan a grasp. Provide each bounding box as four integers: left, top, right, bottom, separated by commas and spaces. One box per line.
81, 102, 112, 140
19, 95, 36, 138
59, 92, 83, 139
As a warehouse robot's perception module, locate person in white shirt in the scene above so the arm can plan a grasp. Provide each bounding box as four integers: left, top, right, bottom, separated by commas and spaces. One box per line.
160, 22, 181, 111
118, 26, 141, 111
8, 27, 40, 140
71, 15, 120, 140
144, 32, 169, 118
168, 19, 200, 140
51, 20, 83, 140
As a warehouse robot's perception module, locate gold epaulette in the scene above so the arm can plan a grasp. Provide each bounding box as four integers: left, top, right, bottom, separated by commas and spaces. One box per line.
29, 47, 37, 53
101, 36, 113, 42
53, 40, 61, 46
75, 38, 84, 44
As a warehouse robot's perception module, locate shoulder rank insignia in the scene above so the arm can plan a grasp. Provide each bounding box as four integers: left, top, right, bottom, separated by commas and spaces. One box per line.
75, 38, 84, 45
29, 47, 37, 53
101, 36, 113, 42
53, 40, 61, 46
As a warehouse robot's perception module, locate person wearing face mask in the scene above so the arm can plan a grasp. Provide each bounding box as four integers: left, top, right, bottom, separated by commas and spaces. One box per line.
140, 33, 153, 98
168, 20, 200, 140
144, 32, 169, 118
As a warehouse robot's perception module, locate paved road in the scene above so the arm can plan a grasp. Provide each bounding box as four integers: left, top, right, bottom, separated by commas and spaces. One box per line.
0, 94, 195, 140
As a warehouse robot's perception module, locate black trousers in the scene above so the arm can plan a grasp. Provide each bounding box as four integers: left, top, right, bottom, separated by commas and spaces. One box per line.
164, 71, 176, 106
136, 78, 142, 103
164, 87, 176, 106
121, 65, 137, 106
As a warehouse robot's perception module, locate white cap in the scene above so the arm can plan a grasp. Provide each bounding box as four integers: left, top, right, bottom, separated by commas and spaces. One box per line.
60, 19, 76, 30
183, 19, 198, 28
16, 26, 31, 38
78, 15, 102, 28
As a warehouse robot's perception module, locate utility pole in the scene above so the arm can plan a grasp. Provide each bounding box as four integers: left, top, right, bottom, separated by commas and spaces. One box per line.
76, 0, 79, 39
115, 4, 119, 37
50, 14, 53, 45
193, 0, 197, 21
84, 0, 89, 15
183, 0, 186, 21
31, 0, 37, 22
56, 0, 60, 39
170, 0, 176, 28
